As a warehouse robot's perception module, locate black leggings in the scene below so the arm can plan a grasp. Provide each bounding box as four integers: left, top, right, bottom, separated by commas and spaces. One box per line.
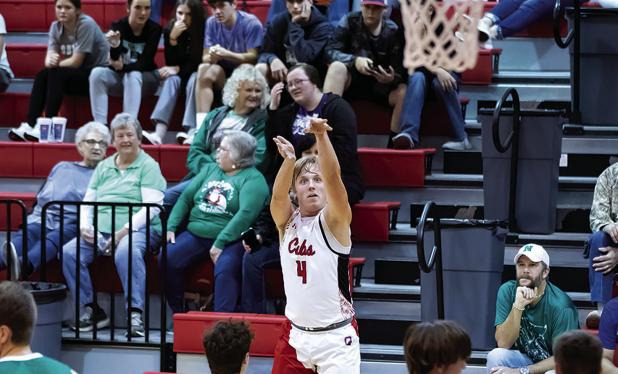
27, 66, 91, 126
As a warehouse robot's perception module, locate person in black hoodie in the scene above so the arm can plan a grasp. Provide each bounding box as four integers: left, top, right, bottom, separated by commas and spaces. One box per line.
266, 63, 364, 205
89, 0, 162, 125
144, 0, 205, 145
256, 0, 332, 83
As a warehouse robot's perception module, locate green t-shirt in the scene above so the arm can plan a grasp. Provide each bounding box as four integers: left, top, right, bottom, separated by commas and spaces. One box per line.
168, 163, 269, 249
494, 280, 580, 362
87, 150, 167, 233
0, 353, 75, 373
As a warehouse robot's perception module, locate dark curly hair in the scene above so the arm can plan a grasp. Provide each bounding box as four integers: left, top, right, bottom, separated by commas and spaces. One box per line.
202, 319, 254, 374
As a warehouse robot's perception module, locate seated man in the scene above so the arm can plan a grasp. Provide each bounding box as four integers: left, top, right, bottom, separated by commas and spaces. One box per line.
486, 244, 579, 374
194, 0, 264, 128
1, 122, 110, 280
256, 0, 332, 82
202, 320, 254, 374
596, 297, 618, 373
0, 281, 76, 373
554, 330, 605, 374
403, 320, 471, 374
323, 0, 407, 140
587, 162, 618, 327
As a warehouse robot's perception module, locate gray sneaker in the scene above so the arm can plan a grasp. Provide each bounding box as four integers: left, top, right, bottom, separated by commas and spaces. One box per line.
75, 305, 110, 332
2, 242, 20, 281
442, 137, 472, 151
126, 311, 145, 337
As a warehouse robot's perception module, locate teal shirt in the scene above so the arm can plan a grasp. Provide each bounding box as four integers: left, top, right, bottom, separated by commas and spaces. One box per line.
0, 353, 75, 373
494, 280, 580, 362
87, 150, 167, 233
168, 163, 269, 249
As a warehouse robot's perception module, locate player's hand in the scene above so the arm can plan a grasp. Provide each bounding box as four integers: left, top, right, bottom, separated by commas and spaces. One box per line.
435, 68, 458, 92
273, 136, 296, 161
242, 234, 262, 252
305, 117, 332, 136
170, 20, 188, 40
105, 30, 121, 48
210, 246, 223, 264
355, 57, 374, 76
603, 223, 618, 243
270, 59, 288, 82
158, 66, 179, 78
167, 231, 176, 244
513, 286, 538, 310
490, 367, 521, 374
593, 246, 618, 274
45, 52, 61, 68
292, 1, 311, 24
270, 82, 285, 110
370, 65, 395, 84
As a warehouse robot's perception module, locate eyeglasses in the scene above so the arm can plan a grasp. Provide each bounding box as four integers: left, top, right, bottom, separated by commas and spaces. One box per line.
82, 139, 108, 148
286, 79, 310, 89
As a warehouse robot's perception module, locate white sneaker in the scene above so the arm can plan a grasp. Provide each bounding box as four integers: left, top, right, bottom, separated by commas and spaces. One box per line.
8, 123, 34, 142
477, 15, 495, 42
442, 137, 473, 151
183, 134, 194, 145
178, 128, 196, 145
142, 131, 162, 145
175, 131, 188, 145
24, 124, 41, 142
2, 242, 20, 281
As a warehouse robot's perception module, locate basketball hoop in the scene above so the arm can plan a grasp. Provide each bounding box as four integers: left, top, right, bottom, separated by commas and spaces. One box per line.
400, 0, 484, 72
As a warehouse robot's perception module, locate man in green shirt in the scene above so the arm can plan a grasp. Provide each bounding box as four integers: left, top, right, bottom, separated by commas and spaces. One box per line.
0, 281, 76, 374
486, 244, 579, 374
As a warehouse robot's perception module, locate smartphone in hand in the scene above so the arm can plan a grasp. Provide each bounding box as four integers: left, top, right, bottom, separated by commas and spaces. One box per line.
241, 228, 262, 252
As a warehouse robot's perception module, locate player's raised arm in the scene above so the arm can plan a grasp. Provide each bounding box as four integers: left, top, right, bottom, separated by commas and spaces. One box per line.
271, 136, 296, 233
306, 118, 352, 242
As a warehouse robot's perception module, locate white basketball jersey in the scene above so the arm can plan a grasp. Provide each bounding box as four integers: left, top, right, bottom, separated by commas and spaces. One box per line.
280, 208, 355, 328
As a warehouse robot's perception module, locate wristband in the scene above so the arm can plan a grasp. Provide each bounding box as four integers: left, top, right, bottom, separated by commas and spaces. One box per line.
512, 303, 525, 311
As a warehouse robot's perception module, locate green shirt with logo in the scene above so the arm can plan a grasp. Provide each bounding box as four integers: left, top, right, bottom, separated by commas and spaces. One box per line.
0, 353, 75, 373
168, 163, 269, 249
87, 150, 166, 234
494, 280, 580, 362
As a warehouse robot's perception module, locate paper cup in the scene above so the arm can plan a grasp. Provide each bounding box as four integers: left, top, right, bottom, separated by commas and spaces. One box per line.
37, 117, 52, 143
51, 117, 67, 142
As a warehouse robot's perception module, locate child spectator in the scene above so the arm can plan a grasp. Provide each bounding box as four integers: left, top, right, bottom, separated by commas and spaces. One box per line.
89, 0, 162, 125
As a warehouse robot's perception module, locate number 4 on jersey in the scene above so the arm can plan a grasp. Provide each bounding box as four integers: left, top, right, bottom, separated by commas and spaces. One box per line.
296, 260, 307, 284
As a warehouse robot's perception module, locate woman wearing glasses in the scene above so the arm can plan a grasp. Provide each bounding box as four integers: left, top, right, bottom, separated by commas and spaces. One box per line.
1, 122, 110, 280
267, 63, 364, 204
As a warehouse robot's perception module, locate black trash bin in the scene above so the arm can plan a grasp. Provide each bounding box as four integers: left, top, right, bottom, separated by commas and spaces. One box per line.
420, 219, 507, 350
480, 99, 565, 234
21, 282, 67, 360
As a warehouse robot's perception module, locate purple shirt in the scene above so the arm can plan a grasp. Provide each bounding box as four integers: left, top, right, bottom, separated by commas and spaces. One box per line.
204, 10, 263, 53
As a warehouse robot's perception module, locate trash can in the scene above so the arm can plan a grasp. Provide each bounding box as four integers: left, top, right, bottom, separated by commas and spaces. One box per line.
480, 105, 565, 234
21, 282, 67, 360
420, 219, 507, 350
568, 8, 618, 126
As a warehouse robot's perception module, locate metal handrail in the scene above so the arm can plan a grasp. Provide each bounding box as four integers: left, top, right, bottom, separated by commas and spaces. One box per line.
492, 88, 521, 232
416, 201, 444, 320
553, 0, 574, 48
0, 199, 28, 280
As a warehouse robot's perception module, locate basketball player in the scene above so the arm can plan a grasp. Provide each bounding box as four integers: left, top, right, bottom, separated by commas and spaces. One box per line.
270, 117, 360, 373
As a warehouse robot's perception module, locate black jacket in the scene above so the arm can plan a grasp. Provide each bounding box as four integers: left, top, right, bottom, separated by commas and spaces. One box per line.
163, 21, 204, 82
266, 94, 365, 205
109, 17, 161, 73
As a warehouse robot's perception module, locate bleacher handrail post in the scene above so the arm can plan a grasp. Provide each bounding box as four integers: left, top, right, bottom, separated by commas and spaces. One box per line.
0, 199, 28, 280
416, 201, 445, 320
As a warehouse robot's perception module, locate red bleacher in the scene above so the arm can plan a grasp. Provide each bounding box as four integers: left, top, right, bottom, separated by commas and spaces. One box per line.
358, 147, 435, 187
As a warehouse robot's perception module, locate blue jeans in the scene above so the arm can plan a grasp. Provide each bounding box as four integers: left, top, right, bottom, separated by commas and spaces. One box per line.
163, 179, 192, 208
488, 0, 581, 38
588, 231, 616, 304
240, 242, 281, 313
161, 231, 245, 313
1, 222, 78, 274
485, 348, 533, 372
399, 71, 467, 143
62, 227, 161, 311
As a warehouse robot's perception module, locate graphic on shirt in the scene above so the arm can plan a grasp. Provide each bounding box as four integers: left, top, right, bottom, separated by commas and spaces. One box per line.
121, 40, 145, 64
517, 316, 550, 362
197, 180, 235, 214
292, 113, 317, 137
284, 42, 299, 66
60, 42, 76, 57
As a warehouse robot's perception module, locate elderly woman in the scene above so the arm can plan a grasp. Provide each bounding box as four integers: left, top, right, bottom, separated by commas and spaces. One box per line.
164, 130, 269, 313
1, 122, 110, 280
163, 63, 270, 206
62, 113, 166, 337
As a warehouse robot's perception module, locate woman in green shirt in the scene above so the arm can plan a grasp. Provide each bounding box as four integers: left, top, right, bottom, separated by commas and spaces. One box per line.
164, 130, 269, 312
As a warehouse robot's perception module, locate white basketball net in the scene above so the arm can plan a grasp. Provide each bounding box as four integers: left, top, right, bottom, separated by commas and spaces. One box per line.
400, 0, 484, 72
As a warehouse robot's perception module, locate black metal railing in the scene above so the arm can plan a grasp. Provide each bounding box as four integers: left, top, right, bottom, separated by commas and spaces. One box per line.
554, 0, 581, 123
0, 199, 28, 280
492, 87, 522, 232
416, 201, 444, 320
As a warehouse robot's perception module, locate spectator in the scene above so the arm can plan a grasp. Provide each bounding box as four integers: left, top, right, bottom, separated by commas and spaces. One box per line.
597, 298, 618, 374
267, 0, 350, 26
164, 130, 269, 313
194, 0, 264, 129
486, 244, 579, 374
202, 319, 254, 374
163, 64, 270, 205
267, 63, 364, 204
587, 162, 618, 327
323, 0, 407, 142
9, 0, 109, 142
0, 13, 13, 93
0, 281, 77, 373
0, 122, 110, 280
554, 330, 603, 374
256, 0, 332, 82
89, 0, 162, 125
62, 113, 166, 337
403, 320, 471, 374
143, 0, 205, 145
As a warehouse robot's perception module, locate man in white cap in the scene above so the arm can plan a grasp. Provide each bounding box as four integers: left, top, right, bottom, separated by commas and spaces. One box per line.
486, 244, 579, 374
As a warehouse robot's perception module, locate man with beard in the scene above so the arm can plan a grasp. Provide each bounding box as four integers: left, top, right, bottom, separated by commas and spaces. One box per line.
486, 244, 579, 374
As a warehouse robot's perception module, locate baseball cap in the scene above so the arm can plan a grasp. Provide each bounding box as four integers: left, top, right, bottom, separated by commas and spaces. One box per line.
361, 0, 388, 7
514, 243, 550, 267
